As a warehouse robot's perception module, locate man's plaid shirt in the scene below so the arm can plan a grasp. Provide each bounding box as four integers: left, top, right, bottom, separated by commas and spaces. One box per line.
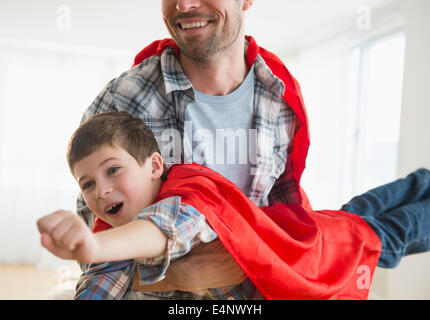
75, 43, 299, 299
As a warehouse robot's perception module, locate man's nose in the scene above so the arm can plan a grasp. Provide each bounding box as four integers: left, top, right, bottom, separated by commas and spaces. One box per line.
176, 0, 201, 13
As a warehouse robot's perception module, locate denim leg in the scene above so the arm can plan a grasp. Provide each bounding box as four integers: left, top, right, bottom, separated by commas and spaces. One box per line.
360, 198, 430, 268
341, 168, 430, 218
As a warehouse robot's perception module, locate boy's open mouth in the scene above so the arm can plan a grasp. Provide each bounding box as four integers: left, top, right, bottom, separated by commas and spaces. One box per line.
106, 202, 123, 215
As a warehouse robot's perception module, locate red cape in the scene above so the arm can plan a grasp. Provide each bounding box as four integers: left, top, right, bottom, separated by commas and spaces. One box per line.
93, 37, 382, 299
94, 164, 381, 299
161, 164, 381, 300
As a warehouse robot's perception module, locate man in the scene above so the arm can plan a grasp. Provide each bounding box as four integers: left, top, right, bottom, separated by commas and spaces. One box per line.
78, 0, 324, 296
55, 0, 430, 300
163, 0, 252, 95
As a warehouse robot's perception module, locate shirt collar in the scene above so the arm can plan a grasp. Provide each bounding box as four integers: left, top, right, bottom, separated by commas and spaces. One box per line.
160, 40, 285, 98
252, 53, 286, 98
160, 46, 193, 95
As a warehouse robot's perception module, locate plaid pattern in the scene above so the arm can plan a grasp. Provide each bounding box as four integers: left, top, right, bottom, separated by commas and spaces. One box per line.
74, 260, 134, 300
76, 41, 299, 299
80, 43, 297, 209
127, 278, 263, 300
74, 197, 261, 300
134, 197, 217, 285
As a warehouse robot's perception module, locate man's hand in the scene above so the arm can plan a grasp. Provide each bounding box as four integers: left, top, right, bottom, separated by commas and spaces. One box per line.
133, 239, 247, 292
37, 210, 99, 264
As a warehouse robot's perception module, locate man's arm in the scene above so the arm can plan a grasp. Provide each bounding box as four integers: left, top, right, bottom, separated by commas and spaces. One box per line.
132, 238, 247, 292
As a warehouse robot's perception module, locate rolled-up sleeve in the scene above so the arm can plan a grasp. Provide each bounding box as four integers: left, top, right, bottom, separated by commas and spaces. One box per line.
134, 196, 217, 285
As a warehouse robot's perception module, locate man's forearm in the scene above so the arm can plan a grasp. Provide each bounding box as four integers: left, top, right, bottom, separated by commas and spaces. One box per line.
132, 239, 247, 292
92, 219, 167, 263
132, 268, 177, 292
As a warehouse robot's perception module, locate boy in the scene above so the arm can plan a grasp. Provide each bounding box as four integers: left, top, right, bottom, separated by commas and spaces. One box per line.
37, 111, 430, 300
38, 111, 254, 299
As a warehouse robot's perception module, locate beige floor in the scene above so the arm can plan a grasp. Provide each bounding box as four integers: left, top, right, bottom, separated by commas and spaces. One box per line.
0, 264, 80, 300
0, 263, 409, 300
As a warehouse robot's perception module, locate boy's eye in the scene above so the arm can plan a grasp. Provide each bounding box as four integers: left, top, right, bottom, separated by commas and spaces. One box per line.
107, 167, 120, 175
82, 181, 94, 190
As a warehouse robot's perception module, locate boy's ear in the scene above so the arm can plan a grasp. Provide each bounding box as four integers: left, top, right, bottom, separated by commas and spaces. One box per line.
151, 152, 164, 180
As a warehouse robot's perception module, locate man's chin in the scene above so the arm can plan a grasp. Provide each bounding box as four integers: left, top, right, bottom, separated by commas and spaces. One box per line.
177, 41, 219, 62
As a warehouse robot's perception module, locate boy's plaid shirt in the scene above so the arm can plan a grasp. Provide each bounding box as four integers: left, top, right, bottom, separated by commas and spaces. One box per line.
75, 197, 262, 300
75, 44, 299, 299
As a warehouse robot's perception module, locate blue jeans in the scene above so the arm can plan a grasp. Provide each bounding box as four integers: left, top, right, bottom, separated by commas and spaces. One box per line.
341, 168, 430, 268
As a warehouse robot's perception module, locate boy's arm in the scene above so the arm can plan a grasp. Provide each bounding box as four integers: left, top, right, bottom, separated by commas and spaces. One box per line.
37, 210, 167, 264
93, 219, 167, 262
75, 195, 244, 292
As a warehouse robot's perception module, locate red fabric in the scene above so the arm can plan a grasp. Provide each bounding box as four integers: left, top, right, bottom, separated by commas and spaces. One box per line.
92, 38, 382, 299
154, 164, 381, 300
92, 217, 112, 233
93, 164, 381, 299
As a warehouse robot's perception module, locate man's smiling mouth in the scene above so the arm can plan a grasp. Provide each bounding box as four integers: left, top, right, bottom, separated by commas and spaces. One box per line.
179, 21, 209, 30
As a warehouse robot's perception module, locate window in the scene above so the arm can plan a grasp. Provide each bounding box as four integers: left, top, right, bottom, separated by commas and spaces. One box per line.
0, 42, 133, 268
351, 33, 406, 196
291, 31, 406, 209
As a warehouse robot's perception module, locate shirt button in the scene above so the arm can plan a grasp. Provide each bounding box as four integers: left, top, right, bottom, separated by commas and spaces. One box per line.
270, 111, 276, 119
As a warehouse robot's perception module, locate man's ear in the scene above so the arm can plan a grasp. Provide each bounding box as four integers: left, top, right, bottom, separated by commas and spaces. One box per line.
150, 152, 164, 180
242, 0, 254, 11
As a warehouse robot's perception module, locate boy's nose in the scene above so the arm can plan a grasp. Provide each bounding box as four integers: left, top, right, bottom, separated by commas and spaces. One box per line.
176, 0, 201, 12
96, 184, 113, 199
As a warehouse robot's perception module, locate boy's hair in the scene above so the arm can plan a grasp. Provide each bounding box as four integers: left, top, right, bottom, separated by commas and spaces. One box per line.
67, 111, 160, 175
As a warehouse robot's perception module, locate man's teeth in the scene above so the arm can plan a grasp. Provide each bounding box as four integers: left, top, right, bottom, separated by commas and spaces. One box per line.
181, 21, 208, 30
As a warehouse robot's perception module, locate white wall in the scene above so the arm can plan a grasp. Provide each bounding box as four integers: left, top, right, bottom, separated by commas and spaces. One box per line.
380, 0, 430, 300
0, 0, 168, 53
397, 0, 430, 174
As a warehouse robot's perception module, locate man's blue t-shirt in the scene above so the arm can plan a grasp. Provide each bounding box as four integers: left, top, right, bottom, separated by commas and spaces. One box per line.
184, 66, 255, 195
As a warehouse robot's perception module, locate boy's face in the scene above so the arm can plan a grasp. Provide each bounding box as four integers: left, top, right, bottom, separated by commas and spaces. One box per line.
73, 145, 163, 227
